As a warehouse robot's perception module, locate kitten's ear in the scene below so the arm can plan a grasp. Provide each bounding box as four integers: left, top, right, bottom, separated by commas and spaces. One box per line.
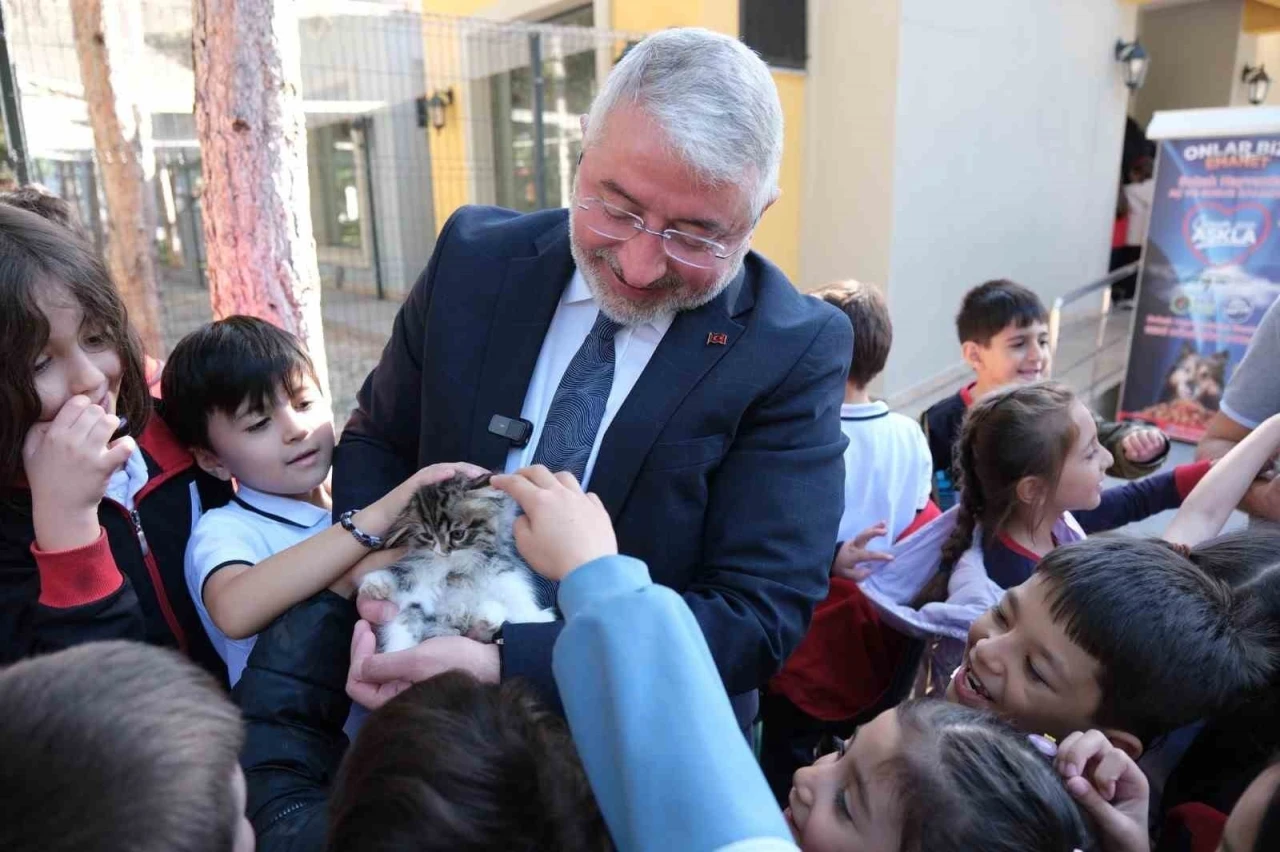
382, 523, 414, 549
464, 472, 496, 491
380, 492, 422, 548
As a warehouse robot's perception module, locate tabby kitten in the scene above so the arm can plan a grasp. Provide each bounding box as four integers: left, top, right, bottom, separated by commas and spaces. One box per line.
358, 473, 554, 653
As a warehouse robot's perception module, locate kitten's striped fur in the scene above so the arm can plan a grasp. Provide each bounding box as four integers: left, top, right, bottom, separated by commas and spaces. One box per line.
358, 473, 554, 652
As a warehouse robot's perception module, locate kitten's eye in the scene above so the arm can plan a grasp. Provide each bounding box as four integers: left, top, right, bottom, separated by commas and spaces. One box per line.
450, 529, 466, 543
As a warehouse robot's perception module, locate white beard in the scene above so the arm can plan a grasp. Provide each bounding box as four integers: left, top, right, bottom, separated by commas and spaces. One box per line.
568, 213, 744, 327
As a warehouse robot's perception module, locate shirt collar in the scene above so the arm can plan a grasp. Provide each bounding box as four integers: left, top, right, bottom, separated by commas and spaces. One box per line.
233, 483, 330, 529
841, 400, 889, 420
563, 269, 676, 336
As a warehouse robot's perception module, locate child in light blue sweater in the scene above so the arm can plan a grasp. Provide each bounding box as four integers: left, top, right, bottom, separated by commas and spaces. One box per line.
491, 467, 1102, 852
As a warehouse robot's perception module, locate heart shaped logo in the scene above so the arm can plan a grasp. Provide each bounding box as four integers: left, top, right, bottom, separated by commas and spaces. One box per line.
1182, 201, 1272, 267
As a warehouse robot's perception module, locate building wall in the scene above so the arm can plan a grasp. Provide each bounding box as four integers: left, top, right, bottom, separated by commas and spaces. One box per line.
876, 0, 1137, 398
798, 0, 901, 295
1133, 0, 1245, 127
420, 0, 807, 281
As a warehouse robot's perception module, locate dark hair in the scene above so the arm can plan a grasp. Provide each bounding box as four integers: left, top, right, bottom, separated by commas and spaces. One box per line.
1036, 533, 1280, 745
956, 280, 1048, 346
0, 184, 89, 241
0, 204, 150, 489
328, 671, 611, 852
813, 280, 892, 388
892, 700, 1095, 852
0, 640, 244, 852
161, 315, 318, 450
938, 382, 1078, 577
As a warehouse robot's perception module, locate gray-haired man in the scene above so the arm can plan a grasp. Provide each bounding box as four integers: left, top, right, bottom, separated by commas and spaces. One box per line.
332, 27, 851, 728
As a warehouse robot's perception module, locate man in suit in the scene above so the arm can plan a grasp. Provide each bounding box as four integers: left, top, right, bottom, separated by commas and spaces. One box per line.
334, 28, 851, 727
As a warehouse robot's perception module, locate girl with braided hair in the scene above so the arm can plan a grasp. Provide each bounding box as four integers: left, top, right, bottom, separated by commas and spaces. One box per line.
857, 382, 1232, 693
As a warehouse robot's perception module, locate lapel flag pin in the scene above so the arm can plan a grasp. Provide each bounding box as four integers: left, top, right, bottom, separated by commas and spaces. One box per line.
707, 332, 728, 346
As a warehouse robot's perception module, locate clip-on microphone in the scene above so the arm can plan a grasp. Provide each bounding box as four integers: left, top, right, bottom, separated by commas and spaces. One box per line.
488, 414, 534, 448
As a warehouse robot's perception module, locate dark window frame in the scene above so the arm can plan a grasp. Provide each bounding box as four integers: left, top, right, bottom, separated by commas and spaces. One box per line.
739, 0, 807, 70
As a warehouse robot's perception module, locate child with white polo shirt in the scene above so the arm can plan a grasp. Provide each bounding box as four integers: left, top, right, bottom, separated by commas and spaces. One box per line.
761, 281, 935, 800
161, 317, 460, 688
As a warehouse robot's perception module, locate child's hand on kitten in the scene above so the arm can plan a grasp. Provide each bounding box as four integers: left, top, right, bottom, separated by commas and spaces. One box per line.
362, 461, 490, 535
491, 465, 617, 581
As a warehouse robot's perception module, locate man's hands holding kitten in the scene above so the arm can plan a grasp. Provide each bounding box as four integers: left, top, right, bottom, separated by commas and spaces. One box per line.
346, 464, 617, 710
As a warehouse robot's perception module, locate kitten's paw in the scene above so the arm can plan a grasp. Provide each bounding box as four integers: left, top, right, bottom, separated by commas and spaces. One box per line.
358, 570, 396, 602
468, 600, 508, 642
528, 607, 557, 623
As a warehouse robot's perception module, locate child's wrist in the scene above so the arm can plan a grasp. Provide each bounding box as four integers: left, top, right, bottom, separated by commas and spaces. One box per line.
351, 504, 391, 538
33, 507, 101, 552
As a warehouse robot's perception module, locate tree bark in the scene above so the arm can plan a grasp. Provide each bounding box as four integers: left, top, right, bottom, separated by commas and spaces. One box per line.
192, 0, 330, 396
70, 0, 163, 356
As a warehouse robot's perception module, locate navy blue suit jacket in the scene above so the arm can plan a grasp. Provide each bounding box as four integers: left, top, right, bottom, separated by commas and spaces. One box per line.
333, 206, 851, 723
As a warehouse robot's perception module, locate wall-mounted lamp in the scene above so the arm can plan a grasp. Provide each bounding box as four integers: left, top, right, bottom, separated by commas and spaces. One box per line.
1115, 39, 1150, 91
1243, 64, 1272, 106
419, 89, 454, 131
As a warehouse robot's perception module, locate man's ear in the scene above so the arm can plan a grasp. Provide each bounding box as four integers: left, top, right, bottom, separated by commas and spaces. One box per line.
192, 447, 231, 482
961, 340, 985, 373
757, 186, 781, 220
1101, 728, 1144, 761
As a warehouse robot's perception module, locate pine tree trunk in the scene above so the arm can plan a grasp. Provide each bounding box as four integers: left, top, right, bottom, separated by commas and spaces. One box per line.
70, 0, 163, 357
192, 0, 330, 397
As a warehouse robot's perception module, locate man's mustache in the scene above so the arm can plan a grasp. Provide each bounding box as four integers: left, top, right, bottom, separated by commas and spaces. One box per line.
594, 247, 682, 293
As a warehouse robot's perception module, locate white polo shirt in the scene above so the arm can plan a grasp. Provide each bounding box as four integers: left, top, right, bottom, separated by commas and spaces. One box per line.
184, 484, 330, 687
838, 401, 933, 546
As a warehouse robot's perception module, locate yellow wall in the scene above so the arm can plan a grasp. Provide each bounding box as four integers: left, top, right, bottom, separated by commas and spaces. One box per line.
753, 71, 803, 281
419, 0, 806, 280
612, 0, 737, 34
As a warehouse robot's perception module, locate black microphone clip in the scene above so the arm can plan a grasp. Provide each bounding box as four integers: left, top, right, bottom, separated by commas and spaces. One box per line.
488, 414, 534, 448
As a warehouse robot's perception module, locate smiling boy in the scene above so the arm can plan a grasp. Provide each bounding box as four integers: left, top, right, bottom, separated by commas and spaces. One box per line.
922, 279, 1168, 507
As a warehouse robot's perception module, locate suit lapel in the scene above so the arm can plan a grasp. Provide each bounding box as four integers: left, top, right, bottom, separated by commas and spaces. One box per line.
591, 270, 750, 517
468, 222, 573, 471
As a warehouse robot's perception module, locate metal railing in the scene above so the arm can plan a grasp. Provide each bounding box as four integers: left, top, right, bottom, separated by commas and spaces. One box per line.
1045, 259, 1140, 406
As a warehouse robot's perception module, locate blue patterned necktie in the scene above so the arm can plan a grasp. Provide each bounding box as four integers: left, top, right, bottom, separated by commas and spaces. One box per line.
528, 310, 621, 605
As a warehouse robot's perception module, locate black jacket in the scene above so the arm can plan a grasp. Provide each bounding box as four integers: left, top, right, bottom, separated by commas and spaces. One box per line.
0, 407, 229, 674
237, 592, 357, 851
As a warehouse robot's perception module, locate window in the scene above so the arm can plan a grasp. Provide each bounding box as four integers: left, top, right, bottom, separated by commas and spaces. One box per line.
489, 5, 597, 211
307, 121, 364, 251
740, 0, 806, 70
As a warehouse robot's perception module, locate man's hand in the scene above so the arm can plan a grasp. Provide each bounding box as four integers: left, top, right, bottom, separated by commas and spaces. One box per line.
1054, 730, 1150, 852
346, 621, 500, 711
490, 465, 617, 582
831, 522, 894, 582
1120, 428, 1168, 465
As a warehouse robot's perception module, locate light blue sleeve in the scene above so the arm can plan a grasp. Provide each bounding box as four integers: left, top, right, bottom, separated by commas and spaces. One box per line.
551, 555, 797, 852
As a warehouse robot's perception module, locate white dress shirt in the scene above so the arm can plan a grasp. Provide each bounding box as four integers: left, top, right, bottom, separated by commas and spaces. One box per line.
504, 270, 674, 487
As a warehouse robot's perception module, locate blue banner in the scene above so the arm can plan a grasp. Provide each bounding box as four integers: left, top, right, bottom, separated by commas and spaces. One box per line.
1119, 134, 1280, 442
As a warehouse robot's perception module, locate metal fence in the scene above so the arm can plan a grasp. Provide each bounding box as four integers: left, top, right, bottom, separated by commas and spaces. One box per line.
0, 0, 635, 419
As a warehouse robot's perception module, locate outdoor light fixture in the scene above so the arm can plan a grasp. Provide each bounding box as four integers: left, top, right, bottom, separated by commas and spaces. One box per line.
1243, 64, 1272, 105
1115, 39, 1150, 91
426, 89, 454, 131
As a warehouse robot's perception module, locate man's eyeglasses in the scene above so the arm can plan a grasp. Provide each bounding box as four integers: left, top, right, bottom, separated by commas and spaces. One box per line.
574, 196, 739, 270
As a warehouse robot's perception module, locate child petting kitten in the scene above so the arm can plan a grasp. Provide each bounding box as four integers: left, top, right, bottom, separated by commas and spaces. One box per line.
162, 316, 483, 685
488, 466, 1096, 852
